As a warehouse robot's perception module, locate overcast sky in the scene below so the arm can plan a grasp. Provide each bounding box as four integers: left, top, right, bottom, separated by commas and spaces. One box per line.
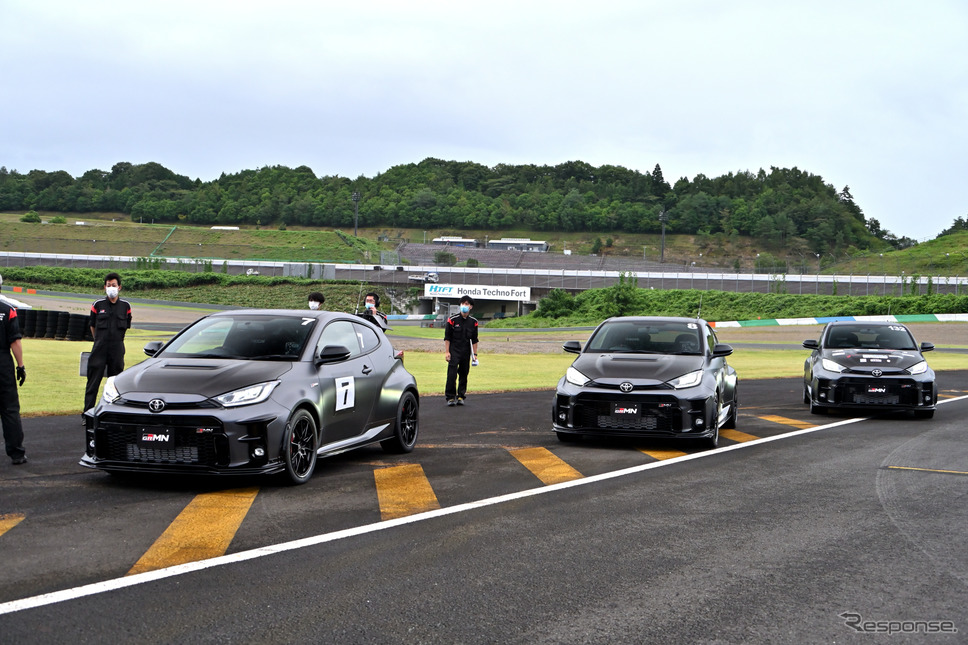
3, 1, 966, 240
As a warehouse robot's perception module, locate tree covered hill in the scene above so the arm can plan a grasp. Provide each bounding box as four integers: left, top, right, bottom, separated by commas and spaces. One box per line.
0, 158, 916, 254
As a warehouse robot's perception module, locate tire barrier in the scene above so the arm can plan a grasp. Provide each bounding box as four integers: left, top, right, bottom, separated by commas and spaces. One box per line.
67, 313, 88, 342
44, 311, 59, 339
21, 308, 37, 338
54, 311, 71, 340
13, 309, 92, 342
34, 310, 48, 339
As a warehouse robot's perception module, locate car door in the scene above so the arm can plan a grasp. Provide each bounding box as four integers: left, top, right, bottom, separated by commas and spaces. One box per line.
314, 319, 386, 443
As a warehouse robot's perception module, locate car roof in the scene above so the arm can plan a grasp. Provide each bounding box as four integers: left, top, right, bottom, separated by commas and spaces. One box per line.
600, 316, 710, 326
206, 309, 351, 320
823, 320, 909, 329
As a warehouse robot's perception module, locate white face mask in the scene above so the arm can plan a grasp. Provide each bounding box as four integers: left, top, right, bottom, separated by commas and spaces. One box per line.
105, 286, 119, 299
308, 301, 321, 310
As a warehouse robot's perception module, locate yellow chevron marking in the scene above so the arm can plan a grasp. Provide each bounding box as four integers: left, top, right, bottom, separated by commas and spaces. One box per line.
509, 447, 583, 485
719, 428, 760, 442
127, 487, 259, 575
374, 463, 440, 520
0, 513, 25, 537
758, 415, 817, 430
639, 449, 689, 460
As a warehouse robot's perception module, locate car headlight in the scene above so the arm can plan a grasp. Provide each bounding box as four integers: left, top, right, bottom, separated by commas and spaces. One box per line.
908, 360, 928, 375
821, 358, 846, 373
565, 366, 591, 387
101, 376, 119, 402
214, 381, 280, 407
668, 370, 703, 389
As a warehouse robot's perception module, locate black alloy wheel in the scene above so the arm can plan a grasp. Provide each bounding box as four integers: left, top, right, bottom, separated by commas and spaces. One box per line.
382, 391, 419, 454
283, 409, 318, 485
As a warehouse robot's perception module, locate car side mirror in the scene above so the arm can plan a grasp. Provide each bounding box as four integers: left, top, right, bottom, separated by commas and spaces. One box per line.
920, 342, 934, 352
316, 344, 352, 365
802, 339, 819, 350
711, 343, 733, 357
562, 340, 582, 354
143, 341, 165, 357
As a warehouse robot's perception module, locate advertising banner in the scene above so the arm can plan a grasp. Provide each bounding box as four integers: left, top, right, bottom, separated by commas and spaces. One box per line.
424, 283, 531, 302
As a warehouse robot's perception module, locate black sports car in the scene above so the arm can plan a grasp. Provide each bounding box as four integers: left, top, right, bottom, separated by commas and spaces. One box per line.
81, 310, 419, 484
802, 321, 936, 417
552, 316, 738, 448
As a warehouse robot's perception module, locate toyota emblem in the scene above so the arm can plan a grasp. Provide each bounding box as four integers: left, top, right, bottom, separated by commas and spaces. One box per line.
871, 369, 883, 378
619, 382, 634, 393
148, 399, 166, 413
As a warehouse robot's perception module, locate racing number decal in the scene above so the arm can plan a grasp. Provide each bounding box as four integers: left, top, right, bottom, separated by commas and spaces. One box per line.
335, 376, 356, 411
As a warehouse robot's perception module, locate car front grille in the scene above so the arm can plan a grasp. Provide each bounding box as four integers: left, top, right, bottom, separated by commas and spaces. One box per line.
95, 413, 227, 466
569, 393, 682, 434
837, 378, 918, 406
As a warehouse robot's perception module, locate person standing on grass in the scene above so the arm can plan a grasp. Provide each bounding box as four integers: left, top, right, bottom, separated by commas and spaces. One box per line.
0, 295, 27, 465
84, 272, 132, 414
443, 295, 479, 407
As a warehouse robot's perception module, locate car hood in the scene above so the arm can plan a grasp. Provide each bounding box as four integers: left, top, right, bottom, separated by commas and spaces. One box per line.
114, 358, 294, 398
821, 348, 925, 371
571, 353, 703, 385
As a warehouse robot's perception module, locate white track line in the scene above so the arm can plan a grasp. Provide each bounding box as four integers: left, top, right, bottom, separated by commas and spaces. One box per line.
2, 395, 964, 616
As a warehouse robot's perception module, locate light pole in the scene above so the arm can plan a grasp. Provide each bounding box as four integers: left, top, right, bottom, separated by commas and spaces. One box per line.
658, 209, 668, 263
351, 192, 361, 237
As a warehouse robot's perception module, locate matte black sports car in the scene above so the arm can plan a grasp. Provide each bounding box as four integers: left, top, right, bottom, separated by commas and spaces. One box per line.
802, 321, 936, 417
552, 316, 738, 448
81, 310, 419, 484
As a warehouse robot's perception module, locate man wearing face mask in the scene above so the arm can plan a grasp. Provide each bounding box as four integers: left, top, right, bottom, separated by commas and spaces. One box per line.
0, 288, 27, 465
443, 295, 478, 407
307, 292, 325, 310
84, 272, 132, 414
358, 292, 388, 331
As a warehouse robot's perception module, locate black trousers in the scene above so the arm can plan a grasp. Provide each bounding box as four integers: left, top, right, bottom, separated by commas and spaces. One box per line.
85, 342, 125, 413
445, 353, 471, 400
0, 355, 25, 459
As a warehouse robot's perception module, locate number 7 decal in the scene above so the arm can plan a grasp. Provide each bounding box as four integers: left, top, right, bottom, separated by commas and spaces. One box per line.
335, 376, 355, 411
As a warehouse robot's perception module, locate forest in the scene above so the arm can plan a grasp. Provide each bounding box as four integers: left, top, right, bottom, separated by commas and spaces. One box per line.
0, 158, 917, 254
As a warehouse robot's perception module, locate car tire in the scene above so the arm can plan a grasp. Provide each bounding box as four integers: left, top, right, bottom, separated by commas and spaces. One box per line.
723, 392, 738, 430
701, 396, 721, 449
381, 391, 419, 454
802, 384, 810, 405
702, 423, 719, 449
283, 409, 318, 485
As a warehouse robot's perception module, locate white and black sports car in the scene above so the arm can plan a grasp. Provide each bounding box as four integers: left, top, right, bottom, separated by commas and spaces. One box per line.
81, 310, 419, 484
802, 321, 936, 417
552, 316, 738, 448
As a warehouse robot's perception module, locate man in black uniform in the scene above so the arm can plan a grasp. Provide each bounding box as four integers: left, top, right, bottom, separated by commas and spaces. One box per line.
443, 295, 479, 407
0, 295, 27, 464
84, 272, 132, 413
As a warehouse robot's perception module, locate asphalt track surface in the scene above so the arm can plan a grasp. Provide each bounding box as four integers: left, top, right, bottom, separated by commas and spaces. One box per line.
2, 373, 968, 642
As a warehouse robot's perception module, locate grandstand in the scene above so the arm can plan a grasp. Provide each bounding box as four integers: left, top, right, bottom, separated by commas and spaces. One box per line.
397, 242, 694, 272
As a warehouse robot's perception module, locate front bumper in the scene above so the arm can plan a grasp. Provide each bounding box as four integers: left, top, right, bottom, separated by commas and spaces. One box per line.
552, 386, 717, 440
809, 373, 936, 411
80, 399, 292, 476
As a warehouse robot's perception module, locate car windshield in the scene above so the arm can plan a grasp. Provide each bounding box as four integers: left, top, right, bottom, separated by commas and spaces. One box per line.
824, 324, 918, 350
586, 321, 703, 355
161, 314, 318, 360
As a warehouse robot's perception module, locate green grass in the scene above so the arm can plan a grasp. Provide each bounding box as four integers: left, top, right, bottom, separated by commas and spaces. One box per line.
15, 330, 966, 416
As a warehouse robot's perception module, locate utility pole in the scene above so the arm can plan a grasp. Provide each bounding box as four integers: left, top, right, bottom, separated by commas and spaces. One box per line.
659, 209, 668, 263
351, 192, 361, 236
